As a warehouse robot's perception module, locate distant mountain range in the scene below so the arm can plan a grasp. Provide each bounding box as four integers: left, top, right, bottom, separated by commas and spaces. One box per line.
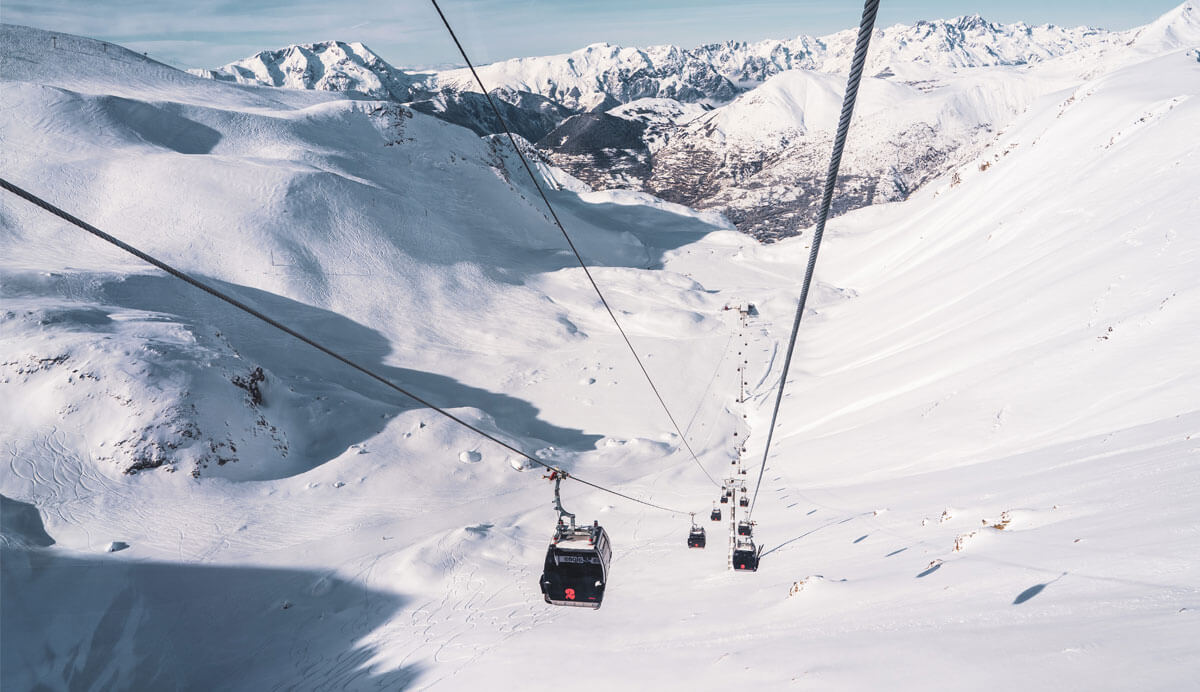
431, 14, 1123, 107
191, 3, 1200, 240
195, 14, 1129, 108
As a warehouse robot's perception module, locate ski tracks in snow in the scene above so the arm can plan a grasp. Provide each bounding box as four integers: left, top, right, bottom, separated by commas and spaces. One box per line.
366, 528, 558, 690
5, 426, 128, 550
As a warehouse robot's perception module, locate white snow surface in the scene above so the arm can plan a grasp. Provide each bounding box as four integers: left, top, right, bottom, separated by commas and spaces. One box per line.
685, 69, 924, 147
3, 7, 1200, 692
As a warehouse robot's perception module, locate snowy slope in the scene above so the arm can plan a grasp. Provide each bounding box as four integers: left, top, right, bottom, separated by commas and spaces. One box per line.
4, 10, 1200, 692
714, 47, 1200, 686
1128, 1, 1200, 54
0, 23, 733, 478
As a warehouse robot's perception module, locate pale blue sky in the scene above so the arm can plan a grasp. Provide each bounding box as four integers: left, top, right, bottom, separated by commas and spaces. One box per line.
2, 0, 1184, 70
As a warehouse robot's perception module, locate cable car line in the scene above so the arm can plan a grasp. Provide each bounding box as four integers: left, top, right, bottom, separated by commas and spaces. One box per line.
428, 0, 720, 490
747, 0, 881, 520
539, 469, 614, 607
0, 176, 692, 517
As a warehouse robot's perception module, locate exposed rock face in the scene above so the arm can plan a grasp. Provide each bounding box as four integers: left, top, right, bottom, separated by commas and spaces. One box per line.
408, 88, 577, 143
536, 113, 651, 190
645, 112, 971, 241
545, 71, 988, 241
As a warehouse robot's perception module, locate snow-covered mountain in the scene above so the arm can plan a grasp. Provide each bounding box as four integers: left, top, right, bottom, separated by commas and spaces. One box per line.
1, 24, 717, 480
3, 4, 1200, 689
1126, 0, 1200, 53
548, 4, 1200, 239
193, 14, 1133, 113
435, 8, 1197, 239
192, 40, 588, 143
188, 7, 1198, 241
435, 42, 741, 111
637, 66, 1046, 238
433, 15, 1124, 108
819, 14, 1123, 76
190, 40, 417, 102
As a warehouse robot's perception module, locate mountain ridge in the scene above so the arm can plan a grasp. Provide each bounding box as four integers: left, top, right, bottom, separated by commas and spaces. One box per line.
431, 14, 1126, 108
190, 11, 1149, 110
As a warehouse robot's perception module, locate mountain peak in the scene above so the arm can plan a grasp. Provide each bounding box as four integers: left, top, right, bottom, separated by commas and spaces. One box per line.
1131, 0, 1200, 51
193, 40, 415, 100
950, 13, 992, 31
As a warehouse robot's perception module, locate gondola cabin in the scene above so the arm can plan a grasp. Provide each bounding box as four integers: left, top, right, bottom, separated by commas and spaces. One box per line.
687, 526, 706, 548
733, 537, 759, 572
719, 493, 729, 504
540, 522, 611, 609
739, 495, 749, 507
710, 507, 722, 521
737, 521, 753, 537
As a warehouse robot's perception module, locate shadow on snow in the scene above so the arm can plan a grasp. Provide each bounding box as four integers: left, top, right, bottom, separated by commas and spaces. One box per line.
1, 542, 419, 691
759, 512, 873, 559
95, 274, 602, 476
1013, 573, 1067, 605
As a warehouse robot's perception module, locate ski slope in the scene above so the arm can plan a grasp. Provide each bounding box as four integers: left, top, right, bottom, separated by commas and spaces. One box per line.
3, 7, 1200, 690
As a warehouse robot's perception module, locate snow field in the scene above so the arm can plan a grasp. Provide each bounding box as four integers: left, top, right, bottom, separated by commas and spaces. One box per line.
4, 9, 1200, 691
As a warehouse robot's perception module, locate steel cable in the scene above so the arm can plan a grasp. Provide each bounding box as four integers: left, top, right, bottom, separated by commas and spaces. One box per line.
0, 176, 692, 517
429, 0, 720, 489
748, 0, 881, 519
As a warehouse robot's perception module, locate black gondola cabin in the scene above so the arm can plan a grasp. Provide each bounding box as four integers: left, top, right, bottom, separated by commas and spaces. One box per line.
540, 522, 611, 609
733, 537, 759, 572
687, 526, 706, 549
